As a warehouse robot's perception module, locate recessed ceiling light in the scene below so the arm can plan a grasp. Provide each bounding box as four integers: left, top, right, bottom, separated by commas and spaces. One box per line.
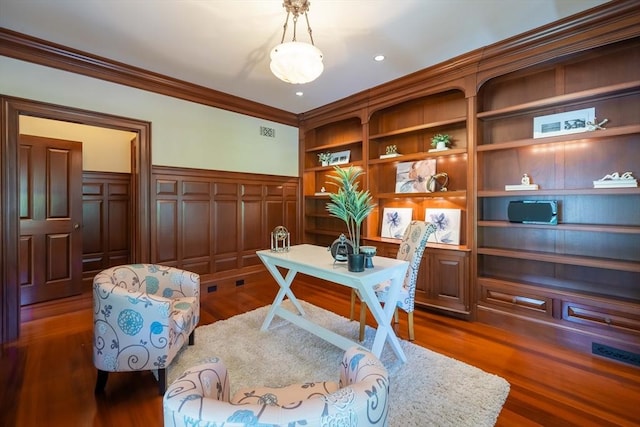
374, 55, 385, 62
296, 91, 304, 97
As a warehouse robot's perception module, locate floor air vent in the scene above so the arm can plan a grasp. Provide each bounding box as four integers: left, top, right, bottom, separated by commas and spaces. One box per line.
592, 342, 640, 367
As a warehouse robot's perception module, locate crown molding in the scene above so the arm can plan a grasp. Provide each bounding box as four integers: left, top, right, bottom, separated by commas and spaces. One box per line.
0, 28, 299, 127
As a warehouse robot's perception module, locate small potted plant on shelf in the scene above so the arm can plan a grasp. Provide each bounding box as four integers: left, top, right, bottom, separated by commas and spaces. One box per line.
317, 152, 332, 167
430, 134, 452, 151
325, 166, 374, 272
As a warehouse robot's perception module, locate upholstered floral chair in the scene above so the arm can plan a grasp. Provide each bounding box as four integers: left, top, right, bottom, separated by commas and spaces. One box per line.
351, 220, 436, 341
163, 346, 389, 427
93, 264, 200, 395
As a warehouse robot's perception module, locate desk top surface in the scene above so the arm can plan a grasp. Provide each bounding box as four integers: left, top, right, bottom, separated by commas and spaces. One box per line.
257, 244, 408, 284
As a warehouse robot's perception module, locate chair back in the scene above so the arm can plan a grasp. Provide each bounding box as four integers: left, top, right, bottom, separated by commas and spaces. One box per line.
396, 221, 437, 312
163, 346, 389, 427
93, 264, 200, 373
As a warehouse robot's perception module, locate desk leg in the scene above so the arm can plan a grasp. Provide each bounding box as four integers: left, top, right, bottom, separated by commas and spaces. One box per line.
359, 278, 407, 363
260, 262, 305, 331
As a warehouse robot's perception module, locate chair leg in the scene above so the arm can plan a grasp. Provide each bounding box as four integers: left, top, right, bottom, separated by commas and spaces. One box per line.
394, 307, 399, 324
95, 369, 109, 394
408, 311, 415, 341
157, 368, 167, 395
189, 330, 195, 346
349, 289, 357, 320
359, 301, 367, 341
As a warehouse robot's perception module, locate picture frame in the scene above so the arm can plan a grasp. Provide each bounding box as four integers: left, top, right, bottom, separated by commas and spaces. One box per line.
533, 107, 595, 139
425, 208, 462, 245
395, 159, 437, 193
381, 207, 413, 239
328, 150, 351, 165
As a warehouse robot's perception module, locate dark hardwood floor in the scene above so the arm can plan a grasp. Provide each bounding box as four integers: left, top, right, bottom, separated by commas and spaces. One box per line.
1, 275, 639, 426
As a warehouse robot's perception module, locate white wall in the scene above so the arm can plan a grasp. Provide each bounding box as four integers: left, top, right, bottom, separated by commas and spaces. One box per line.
20, 116, 134, 173
0, 56, 299, 177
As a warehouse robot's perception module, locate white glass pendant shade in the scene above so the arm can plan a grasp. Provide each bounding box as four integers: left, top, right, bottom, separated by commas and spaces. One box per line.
270, 41, 324, 84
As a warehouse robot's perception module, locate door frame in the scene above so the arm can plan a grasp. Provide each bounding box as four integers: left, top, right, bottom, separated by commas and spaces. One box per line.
0, 95, 151, 343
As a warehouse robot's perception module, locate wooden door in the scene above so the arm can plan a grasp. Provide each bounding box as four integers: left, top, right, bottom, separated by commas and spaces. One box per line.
19, 135, 83, 305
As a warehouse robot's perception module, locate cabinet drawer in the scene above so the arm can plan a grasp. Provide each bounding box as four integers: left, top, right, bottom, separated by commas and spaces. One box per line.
479, 281, 552, 318
562, 301, 640, 334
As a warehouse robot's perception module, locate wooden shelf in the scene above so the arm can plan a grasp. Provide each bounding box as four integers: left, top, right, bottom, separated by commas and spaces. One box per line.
304, 228, 347, 237
377, 190, 466, 199
305, 160, 365, 172
477, 80, 640, 119
364, 235, 470, 251
369, 116, 466, 140
305, 139, 362, 153
477, 247, 640, 273
477, 220, 640, 235
304, 212, 332, 219
476, 124, 640, 152
477, 188, 639, 197
304, 194, 332, 200
369, 148, 467, 164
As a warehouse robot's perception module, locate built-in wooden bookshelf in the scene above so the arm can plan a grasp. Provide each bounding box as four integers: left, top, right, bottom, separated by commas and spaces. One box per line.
300, 4, 640, 354
301, 88, 473, 317
475, 37, 640, 355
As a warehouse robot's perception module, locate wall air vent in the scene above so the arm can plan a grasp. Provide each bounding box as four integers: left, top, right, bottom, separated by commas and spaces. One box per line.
592, 342, 640, 367
260, 126, 276, 138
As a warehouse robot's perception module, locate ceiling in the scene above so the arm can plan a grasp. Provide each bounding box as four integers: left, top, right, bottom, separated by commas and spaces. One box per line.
1, 0, 609, 114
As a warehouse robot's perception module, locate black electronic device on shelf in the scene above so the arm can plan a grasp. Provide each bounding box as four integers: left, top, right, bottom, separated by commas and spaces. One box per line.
507, 200, 558, 225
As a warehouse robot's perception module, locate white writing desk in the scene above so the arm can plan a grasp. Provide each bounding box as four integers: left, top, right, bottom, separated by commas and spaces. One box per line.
257, 244, 409, 363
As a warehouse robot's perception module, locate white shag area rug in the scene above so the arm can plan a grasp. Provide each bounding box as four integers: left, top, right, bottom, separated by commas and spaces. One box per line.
168, 300, 510, 427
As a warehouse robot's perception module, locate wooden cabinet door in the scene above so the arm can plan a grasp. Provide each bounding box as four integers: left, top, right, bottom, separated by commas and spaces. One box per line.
426, 249, 469, 313
19, 135, 83, 305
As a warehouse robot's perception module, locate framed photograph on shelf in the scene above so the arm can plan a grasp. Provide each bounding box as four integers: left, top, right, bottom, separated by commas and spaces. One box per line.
533, 107, 595, 139
425, 208, 461, 245
395, 159, 436, 193
381, 207, 413, 239
328, 150, 351, 165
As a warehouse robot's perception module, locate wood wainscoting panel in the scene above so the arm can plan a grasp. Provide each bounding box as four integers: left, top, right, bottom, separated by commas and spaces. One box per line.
152, 166, 299, 280
82, 172, 131, 282
155, 199, 178, 263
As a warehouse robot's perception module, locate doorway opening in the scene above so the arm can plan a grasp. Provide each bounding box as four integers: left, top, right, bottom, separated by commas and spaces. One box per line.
0, 95, 152, 343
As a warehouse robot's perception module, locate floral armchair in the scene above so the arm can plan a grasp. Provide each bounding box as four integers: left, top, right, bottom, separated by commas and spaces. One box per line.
93, 264, 200, 395
163, 346, 390, 427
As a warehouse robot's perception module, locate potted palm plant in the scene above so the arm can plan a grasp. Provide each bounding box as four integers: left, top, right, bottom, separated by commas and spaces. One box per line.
325, 166, 375, 272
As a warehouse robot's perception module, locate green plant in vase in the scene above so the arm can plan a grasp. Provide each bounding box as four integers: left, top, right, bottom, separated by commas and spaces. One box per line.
431, 134, 452, 150
325, 166, 374, 271
317, 152, 332, 166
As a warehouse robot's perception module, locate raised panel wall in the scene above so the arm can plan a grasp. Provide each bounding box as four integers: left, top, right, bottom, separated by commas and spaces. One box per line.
152, 166, 299, 281
82, 172, 131, 281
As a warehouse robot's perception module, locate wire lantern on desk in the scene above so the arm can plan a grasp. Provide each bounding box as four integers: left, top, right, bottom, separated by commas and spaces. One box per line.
271, 226, 290, 252
329, 233, 354, 264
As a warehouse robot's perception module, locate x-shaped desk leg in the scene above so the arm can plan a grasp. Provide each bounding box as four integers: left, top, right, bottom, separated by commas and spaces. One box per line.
260, 261, 305, 331
358, 276, 407, 363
